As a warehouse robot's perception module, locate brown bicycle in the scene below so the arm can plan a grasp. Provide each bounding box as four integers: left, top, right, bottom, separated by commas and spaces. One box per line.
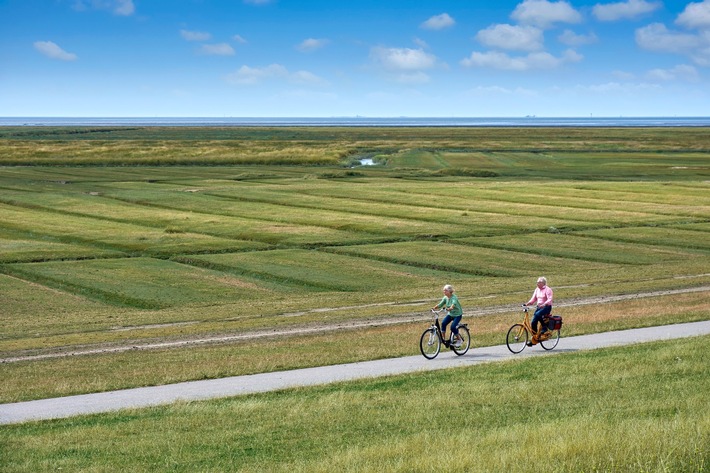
506, 305, 561, 354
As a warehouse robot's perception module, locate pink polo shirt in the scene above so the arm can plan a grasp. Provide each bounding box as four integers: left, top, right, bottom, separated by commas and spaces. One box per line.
528, 286, 553, 307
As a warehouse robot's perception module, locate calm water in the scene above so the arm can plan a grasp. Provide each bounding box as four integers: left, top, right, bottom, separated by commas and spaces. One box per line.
2, 117, 710, 127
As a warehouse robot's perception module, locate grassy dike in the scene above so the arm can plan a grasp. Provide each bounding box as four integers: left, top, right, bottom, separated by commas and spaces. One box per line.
1, 335, 708, 472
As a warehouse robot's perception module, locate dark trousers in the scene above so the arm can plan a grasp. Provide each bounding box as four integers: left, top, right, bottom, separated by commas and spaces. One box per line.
442, 314, 462, 338
532, 305, 552, 334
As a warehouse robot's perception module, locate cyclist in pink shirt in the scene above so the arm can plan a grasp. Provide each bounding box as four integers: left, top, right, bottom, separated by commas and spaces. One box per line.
524, 276, 553, 346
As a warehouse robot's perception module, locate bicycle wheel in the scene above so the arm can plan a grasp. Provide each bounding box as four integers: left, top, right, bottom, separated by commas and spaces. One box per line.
452, 325, 471, 356
506, 324, 528, 354
420, 328, 441, 359
540, 329, 560, 350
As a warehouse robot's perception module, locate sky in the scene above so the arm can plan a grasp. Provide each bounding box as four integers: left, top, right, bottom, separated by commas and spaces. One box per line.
1, 0, 709, 117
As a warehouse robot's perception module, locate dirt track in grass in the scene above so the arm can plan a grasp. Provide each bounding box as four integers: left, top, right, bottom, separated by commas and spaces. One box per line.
2, 285, 708, 364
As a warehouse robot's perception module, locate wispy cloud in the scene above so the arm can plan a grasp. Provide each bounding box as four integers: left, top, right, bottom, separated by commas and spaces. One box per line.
476, 24, 544, 51
34, 41, 78, 61
461, 49, 582, 71
611, 70, 636, 80
420, 13, 455, 30
180, 29, 212, 42
225, 64, 327, 86
370, 46, 437, 71
296, 38, 329, 52
646, 64, 699, 82
634, 2, 710, 67
511, 0, 582, 29
558, 29, 598, 46
233, 34, 248, 44
198, 43, 235, 56
72, 0, 135, 16
592, 0, 661, 22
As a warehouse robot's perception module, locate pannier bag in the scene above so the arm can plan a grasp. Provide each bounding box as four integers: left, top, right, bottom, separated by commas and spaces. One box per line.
547, 315, 563, 330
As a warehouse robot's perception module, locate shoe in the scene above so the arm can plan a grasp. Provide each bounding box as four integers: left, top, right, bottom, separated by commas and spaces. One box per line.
526, 342, 533, 347
454, 339, 462, 348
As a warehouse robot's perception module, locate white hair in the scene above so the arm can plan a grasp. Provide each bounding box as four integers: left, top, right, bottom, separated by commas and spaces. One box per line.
443, 284, 454, 292
537, 277, 547, 285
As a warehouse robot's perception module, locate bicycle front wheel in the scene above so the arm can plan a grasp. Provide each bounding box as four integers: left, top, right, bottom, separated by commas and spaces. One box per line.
540, 329, 560, 350
506, 324, 528, 354
452, 325, 471, 356
420, 328, 441, 359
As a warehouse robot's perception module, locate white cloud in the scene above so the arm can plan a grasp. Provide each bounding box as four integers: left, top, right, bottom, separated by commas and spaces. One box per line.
635, 23, 700, 53
646, 64, 700, 81
113, 0, 134, 15
421, 13, 455, 30
34, 41, 78, 61
233, 35, 248, 44
461, 49, 582, 70
476, 24, 544, 51
290, 70, 328, 85
73, 0, 134, 16
296, 38, 329, 52
413, 37, 429, 49
676, 0, 710, 30
558, 29, 598, 45
511, 0, 582, 29
370, 46, 437, 70
180, 30, 212, 42
592, 0, 661, 22
637, 23, 710, 66
199, 43, 235, 56
227, 64, 287, 85
225, 64, 327, 86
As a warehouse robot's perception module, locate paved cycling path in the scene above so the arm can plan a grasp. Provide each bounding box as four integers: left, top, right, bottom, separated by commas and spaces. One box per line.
2, 320, 709, 425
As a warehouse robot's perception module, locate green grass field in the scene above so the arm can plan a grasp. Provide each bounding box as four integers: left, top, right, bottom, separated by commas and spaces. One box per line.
1, 336, 707, 472
0, 126, 708, 470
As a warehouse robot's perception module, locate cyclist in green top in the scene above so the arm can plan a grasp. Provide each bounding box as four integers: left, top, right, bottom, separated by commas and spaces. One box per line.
432, 284, 464, 347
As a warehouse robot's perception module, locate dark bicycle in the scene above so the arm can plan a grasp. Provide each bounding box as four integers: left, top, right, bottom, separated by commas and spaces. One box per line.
419, 309, 471, 359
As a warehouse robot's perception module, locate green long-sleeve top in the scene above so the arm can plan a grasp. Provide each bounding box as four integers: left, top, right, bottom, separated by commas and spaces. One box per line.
435, 294, 462, 316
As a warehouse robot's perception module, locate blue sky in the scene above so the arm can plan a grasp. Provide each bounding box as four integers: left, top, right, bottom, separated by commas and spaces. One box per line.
1, 0, 709, 117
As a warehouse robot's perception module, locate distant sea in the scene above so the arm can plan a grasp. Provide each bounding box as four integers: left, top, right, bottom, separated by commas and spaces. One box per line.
2, 117, 710, 127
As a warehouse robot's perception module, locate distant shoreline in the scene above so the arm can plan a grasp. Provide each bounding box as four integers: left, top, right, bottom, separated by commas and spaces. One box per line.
2, 117, 710, 127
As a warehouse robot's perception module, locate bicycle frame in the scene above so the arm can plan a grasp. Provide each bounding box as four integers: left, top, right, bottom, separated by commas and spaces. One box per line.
429, 309, 458, 346
506, 305, 560, 354
420, 309, 471, 359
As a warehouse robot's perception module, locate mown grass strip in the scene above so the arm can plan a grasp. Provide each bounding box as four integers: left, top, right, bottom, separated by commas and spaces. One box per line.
574, 226, 710, 251
2, 258, 271, 309
454, 232, 694, 265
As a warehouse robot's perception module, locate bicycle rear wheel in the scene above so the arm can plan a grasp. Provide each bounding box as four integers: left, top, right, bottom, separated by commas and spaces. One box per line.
420, 328, 441, 359
540, 329, 560, 350
452, 325, 471, 356
506, 324, 528, 354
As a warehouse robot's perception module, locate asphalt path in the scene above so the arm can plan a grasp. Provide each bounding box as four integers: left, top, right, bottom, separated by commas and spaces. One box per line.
2, 320, 709, 425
